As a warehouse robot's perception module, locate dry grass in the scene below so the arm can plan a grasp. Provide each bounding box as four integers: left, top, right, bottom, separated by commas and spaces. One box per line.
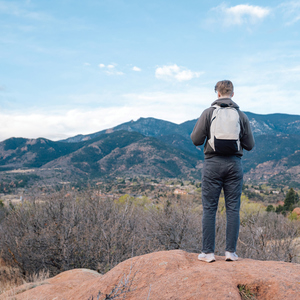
238, 284, 257, 300
25, 270, 49, 284
0, 259, 49, 298
0, 258, 23, 294
0, 264, 24, 295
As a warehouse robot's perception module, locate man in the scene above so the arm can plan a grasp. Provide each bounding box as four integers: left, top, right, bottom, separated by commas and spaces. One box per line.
191, 80, 254, 263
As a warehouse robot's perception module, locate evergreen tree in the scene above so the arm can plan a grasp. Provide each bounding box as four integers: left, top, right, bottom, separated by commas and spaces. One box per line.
275, 204, 285, 214
266, 205, 275, 212
284, 188, 298, 211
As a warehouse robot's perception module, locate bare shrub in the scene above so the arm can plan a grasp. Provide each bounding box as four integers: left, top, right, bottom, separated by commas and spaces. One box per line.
238, 211, 300, 262
142, 197, 202, 253
212, 197, 300, 261
214, 212, 227, 256
0, 190, 148, 276
0, 188, 299, 283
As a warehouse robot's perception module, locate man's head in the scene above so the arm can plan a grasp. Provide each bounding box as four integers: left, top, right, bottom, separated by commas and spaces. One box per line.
214, 80, 234, 98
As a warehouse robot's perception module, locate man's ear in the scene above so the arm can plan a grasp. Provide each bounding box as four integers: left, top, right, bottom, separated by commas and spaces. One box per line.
232, 92, 234, 97
217, 92, 221, 98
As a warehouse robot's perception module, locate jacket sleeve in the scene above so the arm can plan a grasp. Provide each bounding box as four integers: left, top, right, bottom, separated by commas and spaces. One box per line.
190, 108, 211, 146
240, 113, 255, 151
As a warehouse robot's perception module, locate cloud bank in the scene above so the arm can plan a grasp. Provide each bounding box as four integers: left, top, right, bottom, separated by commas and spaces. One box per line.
0, 89, 212, 141
2, 83, 300, 142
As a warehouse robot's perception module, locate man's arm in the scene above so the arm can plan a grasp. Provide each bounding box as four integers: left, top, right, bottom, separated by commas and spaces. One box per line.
190, 108, 211, 146
240, 114, 255, 151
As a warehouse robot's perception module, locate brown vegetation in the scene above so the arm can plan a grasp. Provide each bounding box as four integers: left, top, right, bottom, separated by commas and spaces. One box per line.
0, 188, 299, 295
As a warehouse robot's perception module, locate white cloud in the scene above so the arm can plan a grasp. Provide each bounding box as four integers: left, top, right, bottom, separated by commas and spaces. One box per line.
212, 4, 270, 26
98, 63, 123, 75
132, 66, 141, 72
155, 64, 203, 82
84, 62, 91, 66
280, 1, 300, 25
0, 108, 134, 141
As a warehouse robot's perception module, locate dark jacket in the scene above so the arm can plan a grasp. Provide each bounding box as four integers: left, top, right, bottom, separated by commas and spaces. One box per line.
191, 98, 255, 159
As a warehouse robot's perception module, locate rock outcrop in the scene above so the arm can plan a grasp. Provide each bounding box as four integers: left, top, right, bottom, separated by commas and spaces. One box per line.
293, 207, 300, 218
2, 250, 300, 300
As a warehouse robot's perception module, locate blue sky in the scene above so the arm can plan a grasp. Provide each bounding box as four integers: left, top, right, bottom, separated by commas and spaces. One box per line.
0, 0, 300, 141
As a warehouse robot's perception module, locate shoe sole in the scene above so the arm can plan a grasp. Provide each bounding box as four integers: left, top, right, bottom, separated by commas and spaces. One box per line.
225, 257, 238, 261
198, 258, 216, 263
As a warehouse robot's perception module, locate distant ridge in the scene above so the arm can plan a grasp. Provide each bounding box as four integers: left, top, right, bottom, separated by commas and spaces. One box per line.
60, 112, 300, 144
60, 117, 195, 143
2, 113, 300, 184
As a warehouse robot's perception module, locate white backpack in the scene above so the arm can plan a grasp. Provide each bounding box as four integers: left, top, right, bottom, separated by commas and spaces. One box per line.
208, 104, 241, 154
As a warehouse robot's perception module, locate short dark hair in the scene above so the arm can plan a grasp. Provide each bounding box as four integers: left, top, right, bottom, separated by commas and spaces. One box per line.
214, 80, 234, 96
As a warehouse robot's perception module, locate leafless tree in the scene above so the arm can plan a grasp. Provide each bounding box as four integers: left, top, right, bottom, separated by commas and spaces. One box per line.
0, 189, 299, 280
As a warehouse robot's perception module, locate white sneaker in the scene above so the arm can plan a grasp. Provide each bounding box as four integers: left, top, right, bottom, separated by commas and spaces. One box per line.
225, 251, 238, 261
198, 252, 215, 263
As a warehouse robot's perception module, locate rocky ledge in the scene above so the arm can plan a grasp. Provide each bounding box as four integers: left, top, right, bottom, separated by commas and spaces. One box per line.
2, 250, 300, 299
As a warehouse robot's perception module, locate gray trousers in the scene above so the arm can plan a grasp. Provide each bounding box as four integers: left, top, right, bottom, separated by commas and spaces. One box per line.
201, 155, 243, 253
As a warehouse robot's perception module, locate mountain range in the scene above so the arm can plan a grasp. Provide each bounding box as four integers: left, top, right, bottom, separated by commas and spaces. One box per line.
1, 112, 300, 186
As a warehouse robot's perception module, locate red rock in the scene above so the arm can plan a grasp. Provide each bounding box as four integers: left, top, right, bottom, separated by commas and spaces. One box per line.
293, 207, 300, 217
2, 250, 300, 300
1, 269, 100, 300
